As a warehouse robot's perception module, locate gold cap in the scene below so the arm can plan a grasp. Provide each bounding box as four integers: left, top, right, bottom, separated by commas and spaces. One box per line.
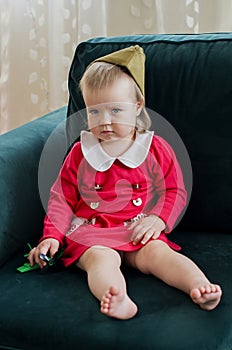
94, 45, 145, 95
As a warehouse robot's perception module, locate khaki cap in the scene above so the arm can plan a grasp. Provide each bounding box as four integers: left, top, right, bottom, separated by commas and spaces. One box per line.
94, 45, 145, 95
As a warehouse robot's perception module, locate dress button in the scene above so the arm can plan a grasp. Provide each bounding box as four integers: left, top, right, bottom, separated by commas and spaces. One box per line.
132, 183, 141, 189
90, 202, 100, 209
132, 198, 142, 206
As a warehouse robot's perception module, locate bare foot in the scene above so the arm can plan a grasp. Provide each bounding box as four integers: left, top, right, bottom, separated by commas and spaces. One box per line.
100, 286, 138, 320
190, 283, 222, 310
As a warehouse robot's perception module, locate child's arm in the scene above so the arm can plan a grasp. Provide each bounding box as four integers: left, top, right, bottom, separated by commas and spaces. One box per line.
129, 136, 187, 245
39, 143, 84, 246
148, 136, 188, 233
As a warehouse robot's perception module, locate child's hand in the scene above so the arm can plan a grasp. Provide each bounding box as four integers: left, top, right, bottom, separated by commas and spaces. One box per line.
28, 238, 60, 269
129, 215, 166, 245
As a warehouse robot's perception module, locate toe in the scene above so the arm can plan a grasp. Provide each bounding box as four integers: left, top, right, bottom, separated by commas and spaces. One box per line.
190, 288, 201, 301
109, 286, 119, 296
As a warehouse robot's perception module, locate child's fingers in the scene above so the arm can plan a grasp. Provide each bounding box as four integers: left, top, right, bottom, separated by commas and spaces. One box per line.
151, 231, 161, 240
49, 241, 60, 257
28, 247, 45, 269
130, 222, 144, 240
128, 221, 138, 231
141, 230, 161, 244
28, 247, 36, 266
130, 220, 155, 241
132, 227, 158, 245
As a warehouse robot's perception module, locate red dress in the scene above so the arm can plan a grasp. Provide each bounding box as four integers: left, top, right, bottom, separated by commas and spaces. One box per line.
41, 131, 187, 266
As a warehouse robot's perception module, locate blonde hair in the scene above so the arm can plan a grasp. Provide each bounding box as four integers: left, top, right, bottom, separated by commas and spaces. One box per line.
79, 62, 151, 133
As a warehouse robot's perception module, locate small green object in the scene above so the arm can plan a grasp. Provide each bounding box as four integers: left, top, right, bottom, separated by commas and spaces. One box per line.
17, 262, 39, 273
17, 242, 39, 273
27, 243, 33, 250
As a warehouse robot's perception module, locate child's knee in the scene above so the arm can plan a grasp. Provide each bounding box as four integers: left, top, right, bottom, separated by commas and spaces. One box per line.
135, 240, 171, 273
144, 240, 171, 259
77, 245, 121, 270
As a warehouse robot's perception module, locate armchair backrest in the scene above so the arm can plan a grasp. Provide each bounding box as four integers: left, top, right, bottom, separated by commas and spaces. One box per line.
67, 33, 232, 233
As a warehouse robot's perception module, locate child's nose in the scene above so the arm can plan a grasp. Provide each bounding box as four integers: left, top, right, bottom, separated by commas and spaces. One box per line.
101, 111, 112, 125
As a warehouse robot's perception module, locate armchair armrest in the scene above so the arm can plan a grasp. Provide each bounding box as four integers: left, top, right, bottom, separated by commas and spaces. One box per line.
0, 107, 67, 266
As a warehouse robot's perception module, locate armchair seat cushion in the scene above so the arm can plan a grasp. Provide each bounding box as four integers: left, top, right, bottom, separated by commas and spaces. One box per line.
0, 231, 231, 350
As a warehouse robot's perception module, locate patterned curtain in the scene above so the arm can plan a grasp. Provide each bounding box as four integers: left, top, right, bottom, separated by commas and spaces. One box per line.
0, 0, 232, 134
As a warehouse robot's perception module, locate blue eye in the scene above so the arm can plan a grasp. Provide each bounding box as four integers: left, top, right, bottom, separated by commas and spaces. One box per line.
112, 108, 121, 113
88, 109, 99, 115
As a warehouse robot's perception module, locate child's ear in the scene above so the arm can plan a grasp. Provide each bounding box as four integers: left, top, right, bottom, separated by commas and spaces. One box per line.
136, 100, 144, 116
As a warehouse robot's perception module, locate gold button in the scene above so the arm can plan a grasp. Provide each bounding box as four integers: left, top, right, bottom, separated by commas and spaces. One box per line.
132, 198, 142, 206
90, 202, 100, 209
132, 183, 141, 189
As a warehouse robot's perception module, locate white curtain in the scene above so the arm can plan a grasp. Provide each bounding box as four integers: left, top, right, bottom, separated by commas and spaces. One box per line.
0, 0, 232, 134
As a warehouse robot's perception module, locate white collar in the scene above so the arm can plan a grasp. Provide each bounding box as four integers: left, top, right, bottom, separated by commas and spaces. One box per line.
81, 130, 154, 171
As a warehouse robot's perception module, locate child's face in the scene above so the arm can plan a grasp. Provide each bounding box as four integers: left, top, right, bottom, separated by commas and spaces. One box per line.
83, 75, 143, 142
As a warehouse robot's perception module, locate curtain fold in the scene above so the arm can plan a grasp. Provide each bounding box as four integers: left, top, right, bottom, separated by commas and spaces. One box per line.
0, 0, 232, 134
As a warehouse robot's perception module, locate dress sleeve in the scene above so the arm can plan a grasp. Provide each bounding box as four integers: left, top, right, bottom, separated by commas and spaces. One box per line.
148, 136, 188, 233
40, 143, 83, 245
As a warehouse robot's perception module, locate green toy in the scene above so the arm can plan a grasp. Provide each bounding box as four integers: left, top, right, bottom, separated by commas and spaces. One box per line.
17, 243, 64, 273
17, 243, 39, 272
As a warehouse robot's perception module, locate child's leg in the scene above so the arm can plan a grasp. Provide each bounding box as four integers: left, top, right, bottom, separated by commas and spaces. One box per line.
124, 240, 222, 310
76, 245, 137, 319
